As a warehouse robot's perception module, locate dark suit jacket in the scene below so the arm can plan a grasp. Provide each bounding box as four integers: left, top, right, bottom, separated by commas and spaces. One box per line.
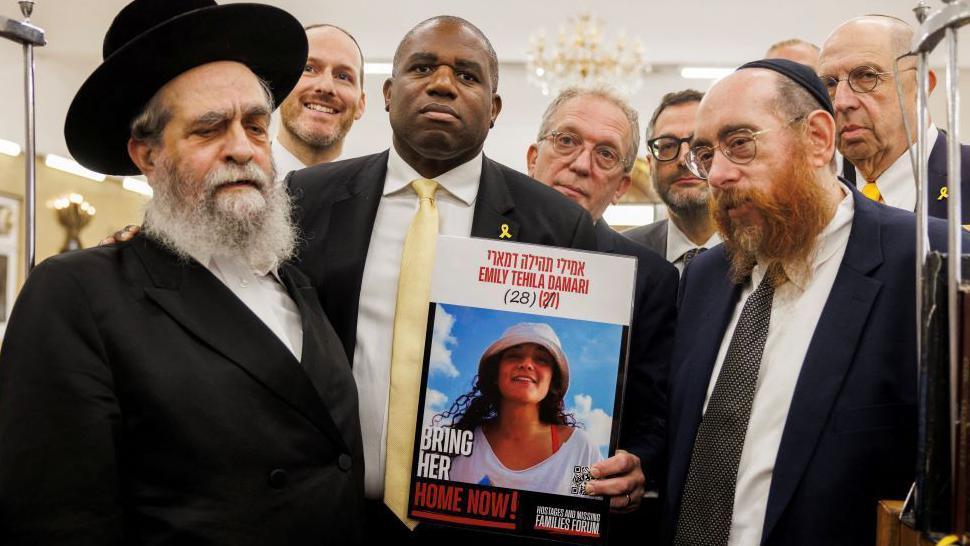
595, 220, 677, 482
287, 150, 597, 362
0, 235, 365, 545
623, 218, 667, 258
286, 151, 596, 543
842, 130, 970, 221
663, 183, 966, 546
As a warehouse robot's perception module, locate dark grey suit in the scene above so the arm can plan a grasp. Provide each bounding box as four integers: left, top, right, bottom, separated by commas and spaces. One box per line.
624, 219, 667, 258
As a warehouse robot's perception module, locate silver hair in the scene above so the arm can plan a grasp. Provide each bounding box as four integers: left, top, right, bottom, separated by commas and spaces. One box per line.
536, 86, 640, 172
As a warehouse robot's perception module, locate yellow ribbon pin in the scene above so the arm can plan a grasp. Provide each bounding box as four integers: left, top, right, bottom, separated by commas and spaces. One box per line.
938, 186, 949, 201
499, 224, 512, 239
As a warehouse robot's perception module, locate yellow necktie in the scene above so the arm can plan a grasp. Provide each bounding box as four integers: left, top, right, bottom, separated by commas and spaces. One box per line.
384, 178, 439, 529
862, 180, 883, 202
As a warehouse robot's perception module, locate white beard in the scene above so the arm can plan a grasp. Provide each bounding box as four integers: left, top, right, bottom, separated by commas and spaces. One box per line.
144, 157, 296, 273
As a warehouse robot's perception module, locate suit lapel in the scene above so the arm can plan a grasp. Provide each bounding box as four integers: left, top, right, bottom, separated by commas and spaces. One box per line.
595, 220, 617, 252
471, 156, 520, 240
668, 255, 743, 511
762, 188, 884, 541
279, 264, 353, 451
132, 236, 347, 448
314, 152, 387, 359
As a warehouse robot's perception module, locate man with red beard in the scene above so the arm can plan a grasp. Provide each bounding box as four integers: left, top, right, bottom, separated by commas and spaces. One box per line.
0, 1, 363, 543
663, 58, 964, 546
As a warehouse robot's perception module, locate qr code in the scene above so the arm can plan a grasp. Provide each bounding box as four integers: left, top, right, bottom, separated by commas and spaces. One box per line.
570, 465, 592, 495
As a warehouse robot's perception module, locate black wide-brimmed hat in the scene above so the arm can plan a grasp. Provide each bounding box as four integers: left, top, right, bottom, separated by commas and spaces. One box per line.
65, 0, 308, 176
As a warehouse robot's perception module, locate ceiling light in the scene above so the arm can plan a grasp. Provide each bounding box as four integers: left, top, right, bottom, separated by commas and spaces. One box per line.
680, 67, 734, 80
122, 177, 153, 197
44, 154, 105, 182
0, 139, 21, 157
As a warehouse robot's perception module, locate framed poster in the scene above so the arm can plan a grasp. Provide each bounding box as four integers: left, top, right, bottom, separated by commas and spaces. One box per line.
408, 236, 637, 544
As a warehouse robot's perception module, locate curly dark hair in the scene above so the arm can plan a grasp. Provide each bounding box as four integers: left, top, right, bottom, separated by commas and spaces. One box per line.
433, 350, 578, 431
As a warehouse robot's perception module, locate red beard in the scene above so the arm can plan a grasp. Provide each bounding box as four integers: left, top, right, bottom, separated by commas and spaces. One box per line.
711, 144, 835, 286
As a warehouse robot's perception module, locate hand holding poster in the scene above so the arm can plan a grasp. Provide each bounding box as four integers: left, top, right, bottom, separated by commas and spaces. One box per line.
408, 236, 636, 544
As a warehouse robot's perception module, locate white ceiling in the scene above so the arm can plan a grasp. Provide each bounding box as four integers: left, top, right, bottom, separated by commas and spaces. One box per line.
0, 0, 965, 172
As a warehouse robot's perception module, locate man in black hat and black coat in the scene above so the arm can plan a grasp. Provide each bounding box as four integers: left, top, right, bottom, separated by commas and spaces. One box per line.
0, 1, 364, 544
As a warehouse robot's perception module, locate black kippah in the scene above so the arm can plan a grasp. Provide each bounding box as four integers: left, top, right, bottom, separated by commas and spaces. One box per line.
737, 58, 835, 118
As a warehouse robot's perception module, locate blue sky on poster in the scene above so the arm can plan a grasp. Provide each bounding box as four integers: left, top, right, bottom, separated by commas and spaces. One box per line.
422, 303, 624, 459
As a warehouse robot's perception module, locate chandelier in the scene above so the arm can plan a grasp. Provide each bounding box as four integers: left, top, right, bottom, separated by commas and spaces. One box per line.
526, 13, 649, 96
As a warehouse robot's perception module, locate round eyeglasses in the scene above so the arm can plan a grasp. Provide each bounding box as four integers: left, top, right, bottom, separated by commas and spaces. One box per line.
647, 135, 692, 162
685, 117, 803, 180
820, 65, 916, 98
539, 131, 629, 171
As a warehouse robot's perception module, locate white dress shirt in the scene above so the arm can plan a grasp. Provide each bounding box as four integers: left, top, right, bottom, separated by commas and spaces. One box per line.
705, 189, 854, 546
666, 219, 722, 274
190, 252, 304, 361
272, 138, 308, 182
854, 124, 939, 213
354, 147, 482, 498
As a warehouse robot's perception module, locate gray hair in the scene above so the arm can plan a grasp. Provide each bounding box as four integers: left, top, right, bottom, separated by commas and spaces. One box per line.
536, 86, 640, 172
131, 75, 274, 144
765, 38, 820, 56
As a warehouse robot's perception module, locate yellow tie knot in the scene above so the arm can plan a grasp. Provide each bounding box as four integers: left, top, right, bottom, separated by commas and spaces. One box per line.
412, 178, 438, 200
862, 181, 882, 203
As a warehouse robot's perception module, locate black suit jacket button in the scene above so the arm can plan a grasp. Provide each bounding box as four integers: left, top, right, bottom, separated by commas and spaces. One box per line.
268, 468, 288, 489
337, 453, 352, 472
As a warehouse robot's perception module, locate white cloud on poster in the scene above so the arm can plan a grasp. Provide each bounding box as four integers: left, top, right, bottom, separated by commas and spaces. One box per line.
570, 393, 613, 459
423, 388, 449, 428
430, 308, 459, 378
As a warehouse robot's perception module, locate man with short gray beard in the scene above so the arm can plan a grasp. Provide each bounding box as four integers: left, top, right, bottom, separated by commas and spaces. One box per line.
0, 1, 364, 544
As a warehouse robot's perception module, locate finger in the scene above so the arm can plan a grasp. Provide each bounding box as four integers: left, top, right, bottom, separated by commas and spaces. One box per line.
609, 491, 642, 514
589, 450, 637, 479
586, 474, 637, 497
98, 236, 117, 246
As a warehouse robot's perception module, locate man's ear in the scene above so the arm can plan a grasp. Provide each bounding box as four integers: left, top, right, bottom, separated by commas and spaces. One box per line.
804, 110, 837, 169
490, 93, 503, 127
526, 143, 539, 177
128, 137, 157, 179
382, 78, 393, 112
355, 90, 367, 120
613, 173, 633, 204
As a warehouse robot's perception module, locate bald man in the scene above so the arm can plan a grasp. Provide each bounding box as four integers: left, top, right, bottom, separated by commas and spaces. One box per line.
819, 15, 970, 221
765, 38, 820, 70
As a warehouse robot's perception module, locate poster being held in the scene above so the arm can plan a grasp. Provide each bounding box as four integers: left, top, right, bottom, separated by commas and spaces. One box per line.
409, 236, 636, 544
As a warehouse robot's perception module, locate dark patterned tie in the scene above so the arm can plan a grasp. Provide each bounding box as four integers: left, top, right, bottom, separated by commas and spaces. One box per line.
681, 247, 705, 268
674, 273, 776, 546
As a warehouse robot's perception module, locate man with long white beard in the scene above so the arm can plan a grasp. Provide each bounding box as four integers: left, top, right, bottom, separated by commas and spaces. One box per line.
0, 1, 363, 544
662, 58, 964, 546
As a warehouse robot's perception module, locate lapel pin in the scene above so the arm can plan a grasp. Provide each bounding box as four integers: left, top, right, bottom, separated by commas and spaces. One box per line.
499, 224, 512, 239
938, 186, 949, 201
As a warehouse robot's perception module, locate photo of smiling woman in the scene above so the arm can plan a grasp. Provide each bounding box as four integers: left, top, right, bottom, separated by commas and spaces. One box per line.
439, 322, 602, 496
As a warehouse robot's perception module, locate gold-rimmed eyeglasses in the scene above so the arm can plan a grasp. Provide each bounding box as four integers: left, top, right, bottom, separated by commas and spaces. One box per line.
539, 130, 629, 171
685, 117, 803, 180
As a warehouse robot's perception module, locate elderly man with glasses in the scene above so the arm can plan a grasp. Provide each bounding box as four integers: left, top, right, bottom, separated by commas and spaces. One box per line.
819, 14, 970, 221
526, 86, 678, 544
626, 90, 721, 274
663, 58, 964, 546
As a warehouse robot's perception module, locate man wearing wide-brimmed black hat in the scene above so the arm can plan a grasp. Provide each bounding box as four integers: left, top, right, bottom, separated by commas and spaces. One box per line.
0, 1, 364, 543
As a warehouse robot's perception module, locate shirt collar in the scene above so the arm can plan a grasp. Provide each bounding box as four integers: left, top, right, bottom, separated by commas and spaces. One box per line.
384, 145, 481, 205
186, 249, 280, 280
861, 124, 938, 211
665, 219, 722, 263
272, 138, 308, 181
751, 186, 854, 291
